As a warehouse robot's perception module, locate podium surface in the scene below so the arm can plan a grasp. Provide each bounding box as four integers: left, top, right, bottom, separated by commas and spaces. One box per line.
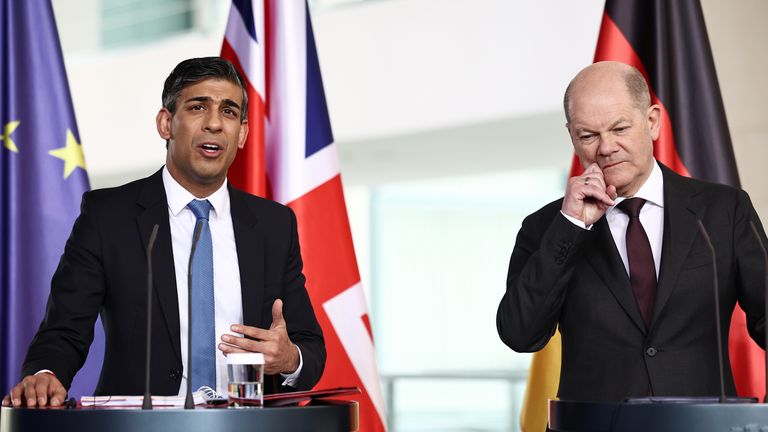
550, 399, 768, 432
0, 400, 357, 432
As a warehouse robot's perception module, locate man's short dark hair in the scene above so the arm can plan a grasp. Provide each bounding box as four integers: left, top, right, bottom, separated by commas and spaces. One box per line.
162, 57, 249, 122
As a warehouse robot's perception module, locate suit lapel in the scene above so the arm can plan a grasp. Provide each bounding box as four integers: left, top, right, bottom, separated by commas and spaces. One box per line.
586, 217, 648, 333
652, 166, 704, 326
229, 187, 265, 327
136, 169, 182, 363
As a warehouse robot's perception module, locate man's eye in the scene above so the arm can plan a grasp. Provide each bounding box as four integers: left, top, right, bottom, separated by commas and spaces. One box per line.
614, 127, 628, 133
191, 105, 205, 111
580, 134, 596, 141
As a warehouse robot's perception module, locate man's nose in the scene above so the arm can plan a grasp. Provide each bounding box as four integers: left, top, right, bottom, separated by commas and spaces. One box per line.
597, 134, 620, 155
203, 111, 223, 132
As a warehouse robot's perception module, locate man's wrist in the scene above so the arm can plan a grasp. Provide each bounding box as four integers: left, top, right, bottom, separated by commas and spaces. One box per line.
280, 344, 303, 386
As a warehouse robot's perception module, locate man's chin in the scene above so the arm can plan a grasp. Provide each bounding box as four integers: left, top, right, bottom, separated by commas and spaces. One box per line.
604, 176, 628, 195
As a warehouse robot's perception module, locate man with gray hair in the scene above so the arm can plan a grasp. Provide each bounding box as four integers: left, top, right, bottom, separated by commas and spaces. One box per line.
497, 61, 768, 402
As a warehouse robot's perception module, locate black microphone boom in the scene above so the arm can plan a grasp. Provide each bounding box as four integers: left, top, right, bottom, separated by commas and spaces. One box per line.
142, 224, 160, 410
185, 221, 204, 410
696, 219, 726, 403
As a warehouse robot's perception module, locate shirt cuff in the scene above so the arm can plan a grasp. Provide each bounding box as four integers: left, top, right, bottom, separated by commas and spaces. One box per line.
560, 211, 593, 230
279, 344, 303, 387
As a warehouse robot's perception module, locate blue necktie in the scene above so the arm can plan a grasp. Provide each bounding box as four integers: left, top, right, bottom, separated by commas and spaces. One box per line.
187, 199, 216, 390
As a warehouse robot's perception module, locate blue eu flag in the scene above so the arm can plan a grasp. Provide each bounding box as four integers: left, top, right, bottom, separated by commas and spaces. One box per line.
1, 0, 104, 397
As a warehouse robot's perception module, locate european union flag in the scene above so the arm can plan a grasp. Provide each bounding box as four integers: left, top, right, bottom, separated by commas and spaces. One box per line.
1, 0, 103, 398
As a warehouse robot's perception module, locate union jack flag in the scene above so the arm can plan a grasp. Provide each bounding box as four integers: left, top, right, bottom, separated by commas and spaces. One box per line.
221, 1, 386, 430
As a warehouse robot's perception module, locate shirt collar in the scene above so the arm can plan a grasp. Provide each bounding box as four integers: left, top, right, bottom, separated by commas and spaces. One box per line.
162, 166, 230, 218
610, 160, 665, 211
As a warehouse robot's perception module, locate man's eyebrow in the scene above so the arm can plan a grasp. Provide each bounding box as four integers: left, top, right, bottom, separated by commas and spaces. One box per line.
573, 126, 597, 135
609, 117, 631, 129
184, 96, 213, 104
573, 117, 631, 135
183, 96, 241, 111
220, 99, 241, 110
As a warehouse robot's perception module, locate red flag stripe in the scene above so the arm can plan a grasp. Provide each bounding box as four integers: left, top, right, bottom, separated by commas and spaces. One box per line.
289, 175, 387, 430
222, 39, 269, 198
288, 175, 362, 304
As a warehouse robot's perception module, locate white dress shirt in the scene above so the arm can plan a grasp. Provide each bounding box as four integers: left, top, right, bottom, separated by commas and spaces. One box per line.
605, 162, 664, 278
163, 167, 244, 396
562, 161, 665, 277
163, 167, 302, 396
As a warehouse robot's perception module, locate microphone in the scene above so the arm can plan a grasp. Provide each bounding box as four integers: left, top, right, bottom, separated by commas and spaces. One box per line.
185, 221, 204, 410
696, 219, 726, 403
748, 221, 768, 403
142, 224, 159, 410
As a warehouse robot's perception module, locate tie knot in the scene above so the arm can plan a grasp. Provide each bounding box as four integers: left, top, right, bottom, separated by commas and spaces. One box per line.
187, 199, 212, 221
617, 197, 646, 218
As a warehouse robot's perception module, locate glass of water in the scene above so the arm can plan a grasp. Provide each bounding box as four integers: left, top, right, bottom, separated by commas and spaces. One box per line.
227, 352, 265, 408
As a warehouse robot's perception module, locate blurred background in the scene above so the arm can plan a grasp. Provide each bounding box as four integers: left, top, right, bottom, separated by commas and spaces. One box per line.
49, 0, 768, 430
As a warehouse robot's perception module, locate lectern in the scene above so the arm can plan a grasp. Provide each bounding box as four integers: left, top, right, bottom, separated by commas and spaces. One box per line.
0, 399, 357, 432
549, 399, 768, 432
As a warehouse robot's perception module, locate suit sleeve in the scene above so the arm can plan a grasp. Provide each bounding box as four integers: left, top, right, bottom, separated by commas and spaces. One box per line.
21, 191, 105, 390
733, 189, 768, 347
496, 208, 591, 352
278, 207, 326, 391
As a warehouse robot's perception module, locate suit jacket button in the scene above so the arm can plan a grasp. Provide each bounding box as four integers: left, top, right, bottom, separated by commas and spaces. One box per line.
646, 347, 658, 357
169, 369, 180, 379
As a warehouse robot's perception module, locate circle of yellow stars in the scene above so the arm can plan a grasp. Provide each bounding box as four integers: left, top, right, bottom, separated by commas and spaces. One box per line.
3, 120, 88, 179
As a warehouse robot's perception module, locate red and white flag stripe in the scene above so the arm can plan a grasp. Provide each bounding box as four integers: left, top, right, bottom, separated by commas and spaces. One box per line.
222, 1, 387, 430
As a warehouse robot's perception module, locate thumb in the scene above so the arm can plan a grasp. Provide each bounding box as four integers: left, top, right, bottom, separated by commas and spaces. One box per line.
271, 299, 285, 329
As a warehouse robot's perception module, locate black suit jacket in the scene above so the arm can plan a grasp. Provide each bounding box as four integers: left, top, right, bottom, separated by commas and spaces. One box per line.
497, 163, 768, 402
23, 169, 325, 395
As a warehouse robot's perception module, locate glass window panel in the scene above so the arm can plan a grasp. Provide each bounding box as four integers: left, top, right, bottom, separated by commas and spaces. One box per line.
101, 0, 193, 48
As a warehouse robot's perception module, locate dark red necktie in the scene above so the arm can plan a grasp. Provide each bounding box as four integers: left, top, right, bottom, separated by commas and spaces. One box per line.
618, 198, 656, 328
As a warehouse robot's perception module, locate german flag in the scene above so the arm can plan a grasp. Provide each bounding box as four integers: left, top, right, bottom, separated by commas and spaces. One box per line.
521, 1, 763, 430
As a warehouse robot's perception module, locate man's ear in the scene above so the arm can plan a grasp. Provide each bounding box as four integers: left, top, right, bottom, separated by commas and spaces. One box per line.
647, 104, 661, 141
156, 108, 172, 140
237, 120, 249, 150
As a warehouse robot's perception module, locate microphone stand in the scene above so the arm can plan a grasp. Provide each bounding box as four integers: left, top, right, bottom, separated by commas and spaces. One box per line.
142, 224, 159, 410
185, 222, 204, 410
697, 219, 726, 403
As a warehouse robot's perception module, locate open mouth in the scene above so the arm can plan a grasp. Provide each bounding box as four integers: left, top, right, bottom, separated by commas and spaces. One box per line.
200, 143, 223, 155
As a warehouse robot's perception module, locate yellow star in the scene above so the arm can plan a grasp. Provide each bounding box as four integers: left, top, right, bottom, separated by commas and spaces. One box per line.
2, 120, 20, 152
49, 129, 87, 179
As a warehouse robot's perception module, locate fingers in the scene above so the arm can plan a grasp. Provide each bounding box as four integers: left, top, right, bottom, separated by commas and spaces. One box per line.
3, 374, 66, 408
35, 378, 51, 406
218, 342, 251, 355
271, 299, 285, 329
573, 165, 614, 206
218, 320, 297, 375
9, 381, 25, 407
22, 376, 40, 407
219, 331, 268, 353
562, 163, 616, 225
49, 382, 67, 407
229, 324, 271, 341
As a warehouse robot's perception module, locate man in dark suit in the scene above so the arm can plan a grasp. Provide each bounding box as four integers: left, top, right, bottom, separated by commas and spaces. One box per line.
497, 61, 767, 402
3, 57, 325, 408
